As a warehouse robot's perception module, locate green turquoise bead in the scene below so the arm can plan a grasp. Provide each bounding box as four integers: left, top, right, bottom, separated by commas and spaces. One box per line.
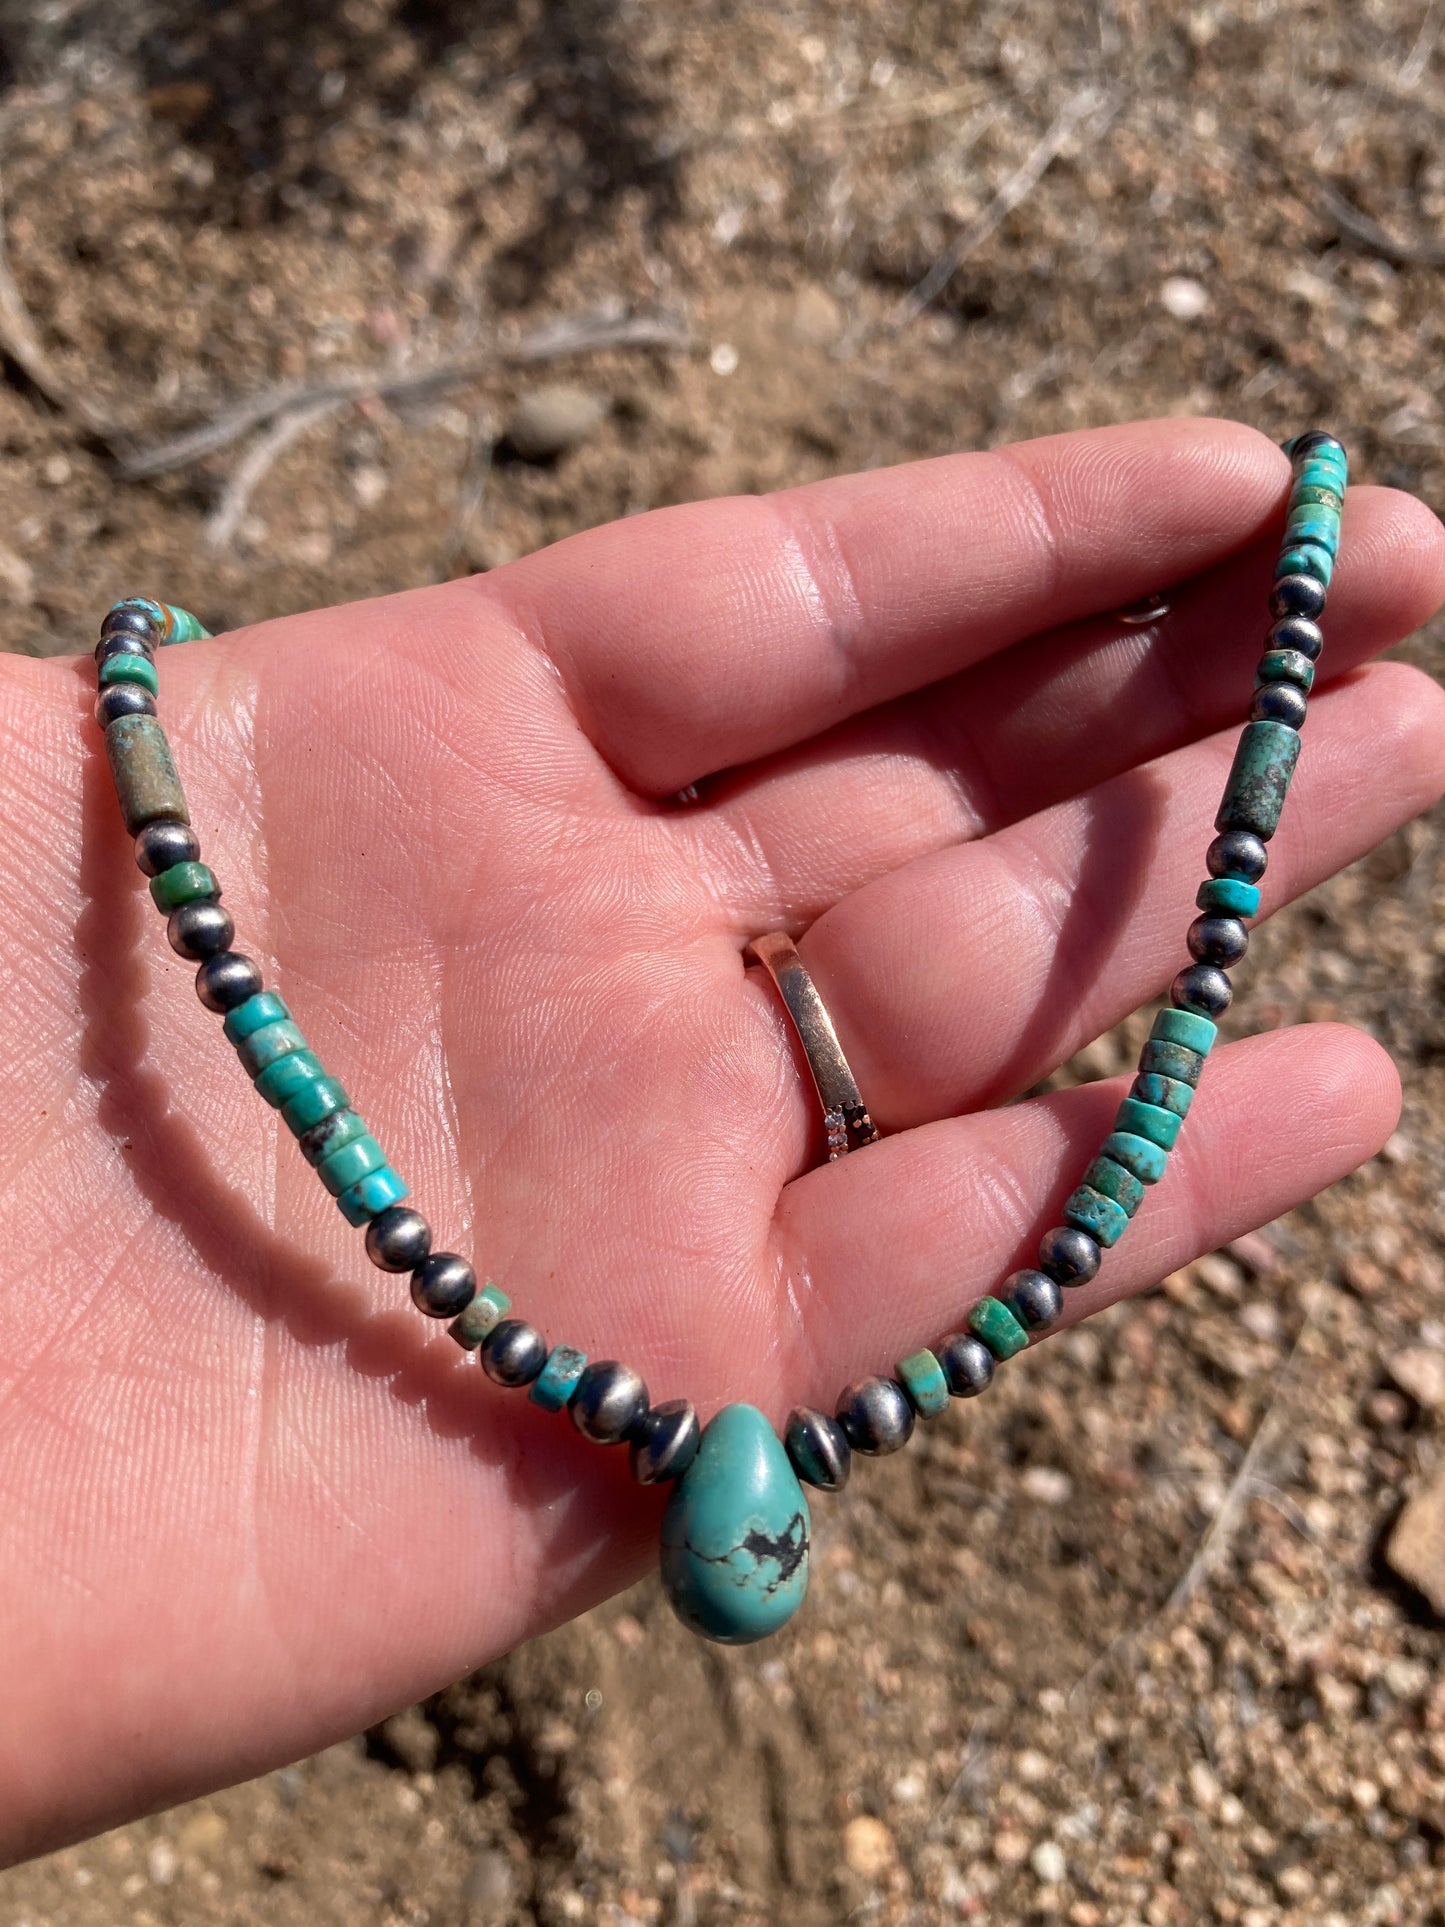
1131, 1073, 1193, 1120
1101, 1130, 1169, 1184
148, 861, 218, 911
1289, 483, 1342, 513
660, 1403, 810, 1645
253, 1049, 325, 1107
1082, 1155, 1145, 1215
1274, 542, 1333, 585
1196, 877, 1261, 919
104, 713, 189, 834
236, 1018, 308, 1076
1138, 1039, 1205, 1087
223, 992, 291, 1044
98, 653, 159, 695
967, 1296, 1029, 1359
1215, 720, 1302, 842
1115, 1096, 1183, 1150
1063, 1184, 1130, 1248
1255, 649, 1315, 693
450, 1283, 512, 1349
110, 596, 167, 632
336, 1164, 409, 1225
1151, 1007, 1216, 1056
896, 1347, 950, 1418
160, 603, 211, 643
529, 1344, 588, 1411
280, 1075, 349, 1134
316, 1133, 387, 1196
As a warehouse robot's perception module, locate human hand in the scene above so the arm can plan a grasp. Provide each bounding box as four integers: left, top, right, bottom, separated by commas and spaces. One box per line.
2, 419, 1442, 1860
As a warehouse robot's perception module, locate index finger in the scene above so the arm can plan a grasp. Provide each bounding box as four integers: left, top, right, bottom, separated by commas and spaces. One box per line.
481, 418, 1292, 795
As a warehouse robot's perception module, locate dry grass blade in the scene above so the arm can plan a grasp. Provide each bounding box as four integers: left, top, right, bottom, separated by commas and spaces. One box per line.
1319, 182, 1445, 267
204, 398, 347, 552
894, 84, 1120, 326
0, 177, 110, 435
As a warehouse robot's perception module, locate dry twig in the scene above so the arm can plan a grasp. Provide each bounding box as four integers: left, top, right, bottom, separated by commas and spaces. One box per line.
204, 398, 348, 552
894, 84, 1120, 326
1319, 182, 1445, 267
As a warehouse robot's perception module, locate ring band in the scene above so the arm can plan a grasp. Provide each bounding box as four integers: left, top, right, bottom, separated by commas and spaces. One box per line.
745, 932, 880, 1160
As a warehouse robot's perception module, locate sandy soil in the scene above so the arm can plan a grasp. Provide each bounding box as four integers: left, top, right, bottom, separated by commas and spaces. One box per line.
1, 2, 1443, 1921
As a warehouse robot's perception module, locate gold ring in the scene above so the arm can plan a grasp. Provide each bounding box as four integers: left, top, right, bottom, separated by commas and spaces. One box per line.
745, 932, 880, 1160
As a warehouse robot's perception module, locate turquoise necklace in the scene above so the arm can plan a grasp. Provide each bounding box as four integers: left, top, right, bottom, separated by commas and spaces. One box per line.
90, 432, 1345, 1644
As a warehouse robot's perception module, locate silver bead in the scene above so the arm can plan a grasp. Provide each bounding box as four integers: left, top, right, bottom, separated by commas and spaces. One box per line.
571, 1361, 648, 1443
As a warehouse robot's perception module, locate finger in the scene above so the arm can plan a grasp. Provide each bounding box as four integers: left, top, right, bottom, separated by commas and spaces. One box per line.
774, 1023, 1398, 1394
689, 483, 1445, 923
482, 418, 1291, 794
761, 661, 1445, 1130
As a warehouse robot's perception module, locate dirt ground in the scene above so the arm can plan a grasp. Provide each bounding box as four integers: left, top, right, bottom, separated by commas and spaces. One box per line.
2, 1, 1444, 1922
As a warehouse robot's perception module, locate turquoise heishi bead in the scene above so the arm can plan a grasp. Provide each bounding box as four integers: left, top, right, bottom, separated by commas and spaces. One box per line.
1284, 511, 1339, 555
161, 603, 211, 642
1151, 1008, 1217, 1056
253, 1049, 325, 1106
1289, 483, 1342, 513
148, 861, 218, 911
280, 1075, 349, 1134
896, 1347, 950, 1418
223, 992, 290, 1044
967, 1296, 1029, 1359
1215, 721, 1301, 842
1138, 1039, 1204, 1087
336, 1164, 409, 1226
98, 653, 159, 694
1274, 542, 1333, 585
1101, 1130, 1169, 1184
236, 1018, 308, 1076
1131, 1073, 1193, 1120
1196, 877, 1261, 919
316, 1133, 387, 1196
298, 1106, 368, 1167
1063, 1184, 1130, 1248
1083, 1155, 1144, 1214
529, 1344, 588, 1411
111, 596, 167, 630
1114, 1096, 1183, 1150
660, 1404, 810, 1645
1255, 649, 1315, 693
450, 1283, 512, 1349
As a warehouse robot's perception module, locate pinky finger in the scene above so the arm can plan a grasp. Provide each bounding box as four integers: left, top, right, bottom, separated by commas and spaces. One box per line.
772, 1023, 1399, 1397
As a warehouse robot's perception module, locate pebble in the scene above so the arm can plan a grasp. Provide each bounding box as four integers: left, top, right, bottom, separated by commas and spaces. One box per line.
1386, 1470, 1445, 1614
504, 384, 609, 460
176, 1809, 227, 1853
792, 285, 843, 345
1160, 275, 1209, 319
709, 342, 740, 376
1031, 1840, 1067, 1883
349, 463, 388, 508
1021, 1466, 1073, 1505
380, 1706, 440, 1773
461, 1852, 515, 1912
1385, 1347, 1445, 1410
146, 1839, 178, 1886
842, 1814, 895, 1879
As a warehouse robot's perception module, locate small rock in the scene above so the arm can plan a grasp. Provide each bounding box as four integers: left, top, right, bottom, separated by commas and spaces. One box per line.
503, 384, 609, 460
349, 464, 388, 509
1160, 275, 1209, 320
1386, 1347, 1445, 1411
176, 1809, 227, 1853
993, 1828, 1031, 1866
842, 1814, 895, 1879
1031, 1840, 1067, 1883
792, 285, 843, 346
1386, 1471, 1445, 1615
380, 1706, 440, 1774
0, 543, 34, 606
274, 1765, 305, 1809
1016, 1748, 1052, 1784
146, 1839, 178, 1886
1225, 1231, 1277, 1275
1193, 1253, 1244, 1302
1187, 1762, 1220, 1812
709, 342, 739, 376
1021, 1466, 1073, 1505
1383, 1656, 1430, 1700
461, 1851, 515, 1911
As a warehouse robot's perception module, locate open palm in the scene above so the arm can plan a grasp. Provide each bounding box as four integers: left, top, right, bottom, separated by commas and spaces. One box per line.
2, 419, 1443, 1862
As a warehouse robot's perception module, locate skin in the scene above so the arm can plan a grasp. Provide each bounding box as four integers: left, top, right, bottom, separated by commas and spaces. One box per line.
0, 418, 1442, 1864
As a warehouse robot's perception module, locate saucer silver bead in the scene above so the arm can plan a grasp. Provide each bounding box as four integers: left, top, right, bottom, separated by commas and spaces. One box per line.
630, 1400, 700, 1483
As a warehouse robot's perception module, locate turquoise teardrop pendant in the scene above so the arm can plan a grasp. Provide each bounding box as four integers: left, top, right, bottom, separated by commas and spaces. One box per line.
659, 1403, 810, 1643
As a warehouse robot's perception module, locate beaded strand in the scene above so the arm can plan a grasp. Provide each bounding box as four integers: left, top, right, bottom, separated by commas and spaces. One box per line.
90, 434, 1345, 1634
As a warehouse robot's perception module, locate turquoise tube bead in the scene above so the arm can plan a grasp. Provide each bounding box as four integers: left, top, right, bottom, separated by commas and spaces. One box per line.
1196, 877, 1261, 919
660, 1403, 811, 1644
236, 1018, 308, 1076
280, 1075, 349, 1134
1130, 1071, 1193, 1118
1284, 511, 1339, 555
1082, 1156, 1145, 1215
1151, 1007, 1217, 1056
336, 1164, 409, 1225
223, 992, 291, 1044
1063, 1184, 1130, 1248
1274, 542, 1333, 585
529, 1344, 588, 1411
104, 714, 189, 833
1139, 1039, 1205, 1087
450, 1283, 512, 1350
896, 1347, 950, 1417
1255, 649, 1315, 692
148, 861, 218, 911
1114, 1096, 1183, 1150
1215, 720, 1301, 842
253, 1049, 325, 1106
316, 1133, 387, 1197
967, 1296, 1029, 1359
98, 653, 159, 695
1101, 1130, 1169, 1184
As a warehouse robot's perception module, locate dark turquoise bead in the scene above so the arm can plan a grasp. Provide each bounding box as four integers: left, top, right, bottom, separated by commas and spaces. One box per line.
1100, 1130, 1168, 1184
1062, 1184, 1130, 1248
1082, 1156, 1145, 1215
967, 1296, 1030, 1358
1130, 1072, 1194, 1120
1274, 542, 1333, 585
1138, 1039, 1205, 1087
280, 1075, 349, 1134
1255, 649, 1315, 693
529, 1344, 588, 1412
297, 1106, 368, 1166
1215, 720, 1302, 842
